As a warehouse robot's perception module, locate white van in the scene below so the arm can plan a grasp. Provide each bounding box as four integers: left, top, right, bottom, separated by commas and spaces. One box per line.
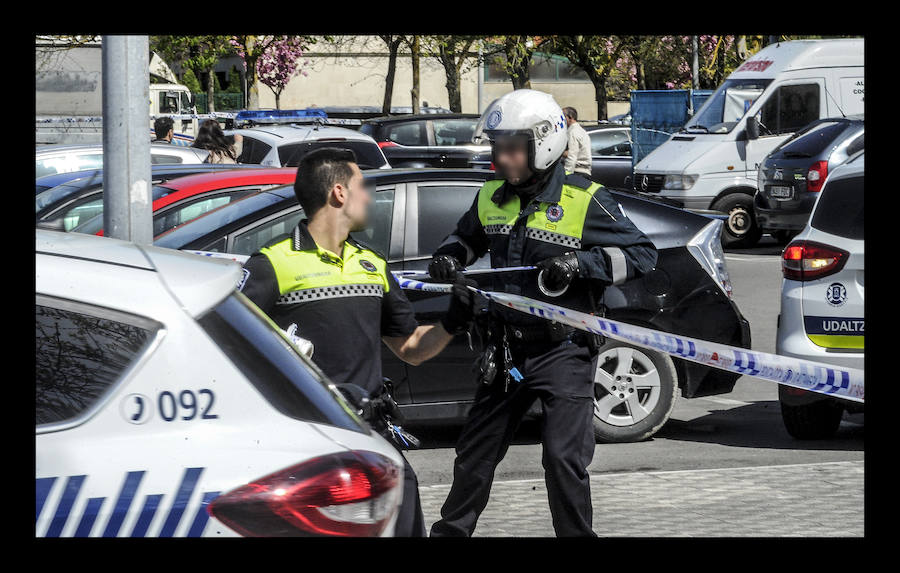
632, 39, 864, 247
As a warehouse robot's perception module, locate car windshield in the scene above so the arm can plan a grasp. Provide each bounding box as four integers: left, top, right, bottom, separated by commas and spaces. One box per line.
774, 121, 855, 158
198, 292, 367, 432
685, 78, 773, 134
278, 141, 388, 169
810, 174, 863, 240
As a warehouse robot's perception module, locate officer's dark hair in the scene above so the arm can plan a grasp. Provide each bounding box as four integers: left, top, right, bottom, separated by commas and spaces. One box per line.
153, 116, 174, 138
563, 107, 578, 121
294, 147, 358, 218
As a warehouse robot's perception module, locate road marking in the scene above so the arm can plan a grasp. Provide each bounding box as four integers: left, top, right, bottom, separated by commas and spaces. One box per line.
418, 460, 863, 489
698, 396, 752, 407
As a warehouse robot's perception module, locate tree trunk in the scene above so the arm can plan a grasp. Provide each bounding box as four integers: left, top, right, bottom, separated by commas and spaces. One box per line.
274, 90, 280, 110
594, 79, 608, 121
382, 37, 402, 115
440, 47, 463, 113
206, 68, 216, 113
410, 36, 420, 114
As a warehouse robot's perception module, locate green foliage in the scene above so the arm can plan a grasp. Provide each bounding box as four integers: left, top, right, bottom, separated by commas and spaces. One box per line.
182, 68, 202, 93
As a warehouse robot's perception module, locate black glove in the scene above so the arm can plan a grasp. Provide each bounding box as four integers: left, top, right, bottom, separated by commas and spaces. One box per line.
428, 254, 463, 281
441, 275, 478, 335
536, 252, 579, 294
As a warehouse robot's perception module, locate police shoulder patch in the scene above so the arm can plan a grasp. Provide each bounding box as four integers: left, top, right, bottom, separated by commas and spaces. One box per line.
237, 268, 251, 291
545, 204, 564, 222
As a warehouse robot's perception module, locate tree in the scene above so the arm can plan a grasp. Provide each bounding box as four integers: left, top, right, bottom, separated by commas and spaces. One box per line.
255, 36, 310, 109
423, 35, 481, 113
546, 35, 627, 120
500, 35, 544, 89
404, 36, 422, 113
181, 68, 202, 93
378, 35, 405, 114
150, 35, 233, 112
230, 35, 319, 109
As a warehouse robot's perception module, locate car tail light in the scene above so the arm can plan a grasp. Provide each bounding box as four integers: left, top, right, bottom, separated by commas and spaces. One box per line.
782, 240, 849, 281
208, 450, 402, 537
489, 162, 496, 171
806, 161, 828, 192
377, 141, 398, 149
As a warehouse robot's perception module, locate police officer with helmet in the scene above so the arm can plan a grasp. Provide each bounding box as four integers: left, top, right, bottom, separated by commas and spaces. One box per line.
239, 147, 479, 536
428, 89, 658, 537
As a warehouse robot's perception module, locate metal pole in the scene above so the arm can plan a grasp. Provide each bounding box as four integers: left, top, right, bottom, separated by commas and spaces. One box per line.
692, 36, 699, 90
102, 35, 152, 245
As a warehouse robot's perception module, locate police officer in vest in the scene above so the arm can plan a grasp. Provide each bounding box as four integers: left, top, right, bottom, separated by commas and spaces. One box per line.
428, 90, 658, 537
239, 147, 478, 537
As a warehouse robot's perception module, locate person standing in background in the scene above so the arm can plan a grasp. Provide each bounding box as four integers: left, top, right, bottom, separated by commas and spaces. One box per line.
192, 119, 244, 164
562, 107, 592, 178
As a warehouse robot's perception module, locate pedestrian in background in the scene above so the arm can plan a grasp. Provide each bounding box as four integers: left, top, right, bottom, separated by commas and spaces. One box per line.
562, 106, 592, 178
192, 119, 243, 164
152, 116, 175, 144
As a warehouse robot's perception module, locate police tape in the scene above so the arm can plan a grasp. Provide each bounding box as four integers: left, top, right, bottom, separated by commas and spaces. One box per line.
395, 276, 865, 404
182, 250, 865, 404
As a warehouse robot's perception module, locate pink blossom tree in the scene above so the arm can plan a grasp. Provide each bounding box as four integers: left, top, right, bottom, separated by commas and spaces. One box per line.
256, 36, 310, 109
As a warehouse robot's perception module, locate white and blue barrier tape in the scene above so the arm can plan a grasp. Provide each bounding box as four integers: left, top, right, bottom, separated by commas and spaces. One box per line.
397, 276, 864, 404
184, 250, 865, 404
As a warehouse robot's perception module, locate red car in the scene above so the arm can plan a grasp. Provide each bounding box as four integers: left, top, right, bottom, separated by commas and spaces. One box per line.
74, 168, 298, 238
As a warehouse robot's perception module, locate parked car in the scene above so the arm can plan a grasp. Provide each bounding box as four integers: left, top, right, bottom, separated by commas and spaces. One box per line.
776, 151, 863, 439
755, 115, 863, 244
35, 164, 270, 231
36, 229, 404, 537
586, 125, 634, 189
224, 124, 390, 169
36, 143, 209, 178
36, 163, 269, 196
70, 168, 299, 238
360, 113, 491, 169
154, 168, 751, 443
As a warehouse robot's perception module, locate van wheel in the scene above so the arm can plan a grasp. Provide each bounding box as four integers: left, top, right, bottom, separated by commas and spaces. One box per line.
591, 341, 678, 443
713, 194, 762, 248
780, 397, 844, 439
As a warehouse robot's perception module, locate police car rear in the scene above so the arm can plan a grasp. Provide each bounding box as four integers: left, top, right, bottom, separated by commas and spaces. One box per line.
35, 230, 404, 536
776, 152, 864, 439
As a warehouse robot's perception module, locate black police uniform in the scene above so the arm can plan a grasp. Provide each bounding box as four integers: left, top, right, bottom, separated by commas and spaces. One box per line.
239, 219, 427, 537
429, 160, 658, 537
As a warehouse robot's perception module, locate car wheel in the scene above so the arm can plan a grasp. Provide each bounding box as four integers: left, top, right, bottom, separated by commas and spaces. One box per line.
713, 194, 762, 248
780, 397, 844, 439
591, 341, 678, 443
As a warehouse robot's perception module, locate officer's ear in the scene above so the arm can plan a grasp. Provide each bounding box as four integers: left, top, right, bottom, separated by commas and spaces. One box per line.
330, 182, 349, 207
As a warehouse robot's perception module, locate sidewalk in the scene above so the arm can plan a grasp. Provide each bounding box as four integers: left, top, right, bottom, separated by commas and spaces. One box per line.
418, 460, 864, 537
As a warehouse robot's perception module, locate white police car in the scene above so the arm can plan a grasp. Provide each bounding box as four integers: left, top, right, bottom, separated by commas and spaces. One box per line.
776, 151, 864, 438
36, 230, 404, 537
225, 110, 391, 169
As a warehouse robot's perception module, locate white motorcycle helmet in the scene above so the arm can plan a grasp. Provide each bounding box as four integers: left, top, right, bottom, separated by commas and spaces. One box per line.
472, 89, 568, 173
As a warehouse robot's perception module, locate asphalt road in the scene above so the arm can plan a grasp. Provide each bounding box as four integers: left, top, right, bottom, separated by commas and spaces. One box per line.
404, 236, 865, 488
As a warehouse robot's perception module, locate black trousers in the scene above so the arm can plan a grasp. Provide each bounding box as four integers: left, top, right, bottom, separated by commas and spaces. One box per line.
430, 337, 598, 537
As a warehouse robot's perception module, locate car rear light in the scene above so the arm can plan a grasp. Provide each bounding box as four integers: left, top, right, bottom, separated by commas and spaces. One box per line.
806, 161, 828, 192
489, 162, 496, 171
377, 141, 398, 149
782, 240, 849, 281
687, 219, 733, 299
208, 450, 401, 537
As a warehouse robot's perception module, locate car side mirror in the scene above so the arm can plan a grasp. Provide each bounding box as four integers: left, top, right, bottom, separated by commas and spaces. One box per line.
745, 116, 760, 141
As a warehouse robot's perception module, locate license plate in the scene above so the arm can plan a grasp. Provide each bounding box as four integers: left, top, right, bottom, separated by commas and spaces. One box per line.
769, 185, 793, 199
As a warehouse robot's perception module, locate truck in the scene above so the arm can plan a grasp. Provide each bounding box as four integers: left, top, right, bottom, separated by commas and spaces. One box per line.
631, 38, 864, 248
36, 39, 200, 145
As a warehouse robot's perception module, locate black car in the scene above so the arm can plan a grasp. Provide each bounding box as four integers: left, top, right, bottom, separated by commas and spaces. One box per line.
754, 116, 864, 243
586, 125, 634, 189
360, 114, 490, 169
154, 168, 751, 443
35, 163, 270, 231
